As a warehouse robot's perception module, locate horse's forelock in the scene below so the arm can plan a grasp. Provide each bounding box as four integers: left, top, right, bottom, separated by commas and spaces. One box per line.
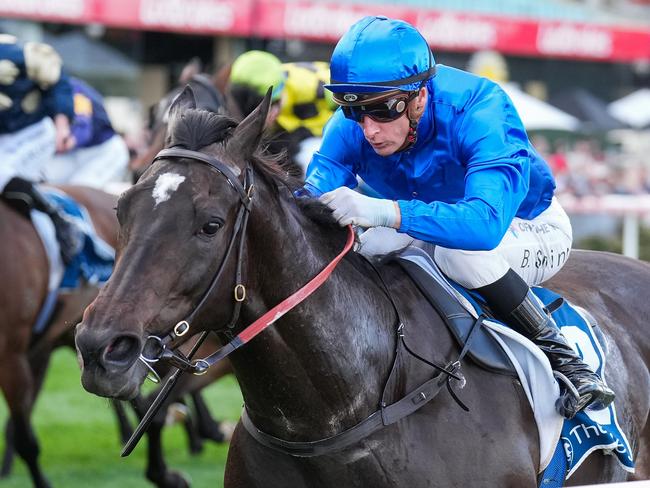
166, 109, 238, 152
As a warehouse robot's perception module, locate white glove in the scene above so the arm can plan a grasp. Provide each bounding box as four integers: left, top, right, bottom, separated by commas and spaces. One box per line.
358, 227, 414, 257
320, 187, 399, 228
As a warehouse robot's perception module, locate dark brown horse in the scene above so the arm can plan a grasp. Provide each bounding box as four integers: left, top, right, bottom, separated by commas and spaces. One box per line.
0, 185, 117, 488
75, 88, 650, 487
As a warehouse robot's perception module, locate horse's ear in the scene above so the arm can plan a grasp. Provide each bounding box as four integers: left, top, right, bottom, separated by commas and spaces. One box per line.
167, 85, 197, 123
231, 87, 272, 158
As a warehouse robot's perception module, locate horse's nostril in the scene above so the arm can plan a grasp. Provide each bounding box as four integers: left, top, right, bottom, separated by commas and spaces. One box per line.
103, 335, 140, 366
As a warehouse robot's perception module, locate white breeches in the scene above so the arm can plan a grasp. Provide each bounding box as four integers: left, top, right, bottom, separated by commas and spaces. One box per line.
45, 134, 129, 189
358, 197, 573, 289
0, 117, 56, 191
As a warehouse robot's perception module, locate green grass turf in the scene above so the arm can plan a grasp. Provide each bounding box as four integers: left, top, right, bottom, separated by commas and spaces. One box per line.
0, 348, 243, 487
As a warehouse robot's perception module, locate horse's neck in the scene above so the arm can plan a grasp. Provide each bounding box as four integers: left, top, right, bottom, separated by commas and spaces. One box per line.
231, 186, 398, 439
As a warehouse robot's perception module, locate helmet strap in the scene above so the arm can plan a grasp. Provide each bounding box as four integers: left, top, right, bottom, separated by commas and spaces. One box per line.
395, 108, 420, 154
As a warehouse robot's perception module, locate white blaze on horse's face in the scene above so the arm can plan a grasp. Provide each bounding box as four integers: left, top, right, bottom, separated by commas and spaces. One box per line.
152, 172, 186, 207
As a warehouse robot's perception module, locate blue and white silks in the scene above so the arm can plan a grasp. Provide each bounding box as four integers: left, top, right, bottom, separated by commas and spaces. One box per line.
30, 188, 114, 334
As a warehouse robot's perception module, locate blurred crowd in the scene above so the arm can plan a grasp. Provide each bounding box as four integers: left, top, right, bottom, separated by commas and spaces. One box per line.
532, 134, 650, 198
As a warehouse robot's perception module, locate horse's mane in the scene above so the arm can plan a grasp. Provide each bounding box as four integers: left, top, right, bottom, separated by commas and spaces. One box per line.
168, 108, 343, 233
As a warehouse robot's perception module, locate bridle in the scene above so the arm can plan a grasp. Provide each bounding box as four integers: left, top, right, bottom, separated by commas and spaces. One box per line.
137, 147, 254, 380
122, 146, 355, 456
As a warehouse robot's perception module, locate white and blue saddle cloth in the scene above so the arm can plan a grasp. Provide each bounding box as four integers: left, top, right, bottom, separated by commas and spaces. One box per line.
399, 247, 634, 486
30, 187, 114, 334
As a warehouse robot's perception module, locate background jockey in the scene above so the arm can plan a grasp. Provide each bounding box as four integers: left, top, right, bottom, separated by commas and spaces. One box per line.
304, 16, 614, 419
45, 77, 129, 188
277, 61, 336, 172
228, 51, 335, 174
228, 50, 286, 126
0, 35, 81, 263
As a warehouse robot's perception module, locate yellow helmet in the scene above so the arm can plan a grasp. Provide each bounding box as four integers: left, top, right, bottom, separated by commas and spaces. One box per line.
230, 50, 285, 102
277, 61, 336, 137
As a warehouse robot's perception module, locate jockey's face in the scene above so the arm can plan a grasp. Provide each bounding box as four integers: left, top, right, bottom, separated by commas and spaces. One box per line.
357, 88, 427, 156
359, 111, 409, 156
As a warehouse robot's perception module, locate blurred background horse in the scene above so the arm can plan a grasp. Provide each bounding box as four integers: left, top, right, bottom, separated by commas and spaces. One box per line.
0, 185, 117, 488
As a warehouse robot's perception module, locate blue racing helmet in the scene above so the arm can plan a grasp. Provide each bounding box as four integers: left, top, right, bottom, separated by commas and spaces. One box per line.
325, 16, 436, 95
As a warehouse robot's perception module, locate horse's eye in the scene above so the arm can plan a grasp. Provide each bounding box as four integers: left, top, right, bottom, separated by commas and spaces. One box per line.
201, 221, 222, 235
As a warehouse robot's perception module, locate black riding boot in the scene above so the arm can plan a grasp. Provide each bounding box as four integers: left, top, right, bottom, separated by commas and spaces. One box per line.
476, 270, 615, 419
1, 177, 82, 264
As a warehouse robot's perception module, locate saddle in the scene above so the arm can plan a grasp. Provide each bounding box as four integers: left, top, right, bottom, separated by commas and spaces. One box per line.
392, 245, 634, 480
395, 246, 516, 377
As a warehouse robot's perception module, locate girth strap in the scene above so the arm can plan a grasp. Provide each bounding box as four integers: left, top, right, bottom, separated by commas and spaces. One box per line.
240, 372, 449, 457
240, 315, 487, 457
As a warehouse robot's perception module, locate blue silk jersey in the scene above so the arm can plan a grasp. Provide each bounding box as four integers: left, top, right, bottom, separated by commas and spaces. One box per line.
0, 40, 74, 134
305, 65, 556, 251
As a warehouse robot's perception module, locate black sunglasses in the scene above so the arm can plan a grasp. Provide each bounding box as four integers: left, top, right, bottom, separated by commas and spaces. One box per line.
340, 92, 417, 123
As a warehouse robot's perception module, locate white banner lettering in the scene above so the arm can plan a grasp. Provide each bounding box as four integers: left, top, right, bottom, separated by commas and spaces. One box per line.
283, 5, 367, 39
537, 24, 613, 58
139, 0, 235, 31
418, 13, 497, 50
0, 0, 84, 18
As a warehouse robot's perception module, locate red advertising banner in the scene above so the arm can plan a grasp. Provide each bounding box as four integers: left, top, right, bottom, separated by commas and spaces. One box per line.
253, 1, 415, 41
416, 11, 650, 61
0, 0, 252, 35
94, 0, 253, 35
0, 0, 648, 61
257, 1, 650, 62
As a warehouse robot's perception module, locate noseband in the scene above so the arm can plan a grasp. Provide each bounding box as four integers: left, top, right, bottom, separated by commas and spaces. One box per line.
123, 146, 355, 456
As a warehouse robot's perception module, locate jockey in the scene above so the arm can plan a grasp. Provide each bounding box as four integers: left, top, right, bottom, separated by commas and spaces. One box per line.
229, 50, 286, 124
228, 51, 336, 173
278, 61, 335, 138
0, 35, 82, 263
305, 16, 614, 419
45, 77, 129, 188
277, 61, 336, 170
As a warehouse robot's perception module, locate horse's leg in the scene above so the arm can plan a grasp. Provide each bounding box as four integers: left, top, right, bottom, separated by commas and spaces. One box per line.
0, 419, 15, 477
0, 354, 51, 488
1, 342, 55, 483
145, 419, 190, 488
111, 400, 134, 445
179, 397, 203, 455
192, 392, 226, 443
130, 395, 191, 488
165, 396, 204, 454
